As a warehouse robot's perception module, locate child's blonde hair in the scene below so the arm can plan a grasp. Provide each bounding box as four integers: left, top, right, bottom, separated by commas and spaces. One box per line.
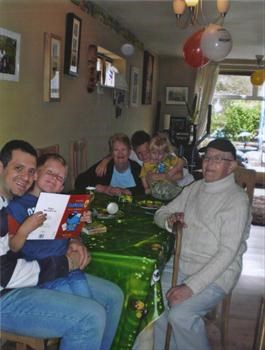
149, 133, 172, 154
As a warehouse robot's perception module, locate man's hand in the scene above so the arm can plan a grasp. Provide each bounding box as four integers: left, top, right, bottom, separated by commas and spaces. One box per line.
167, 212, 187, 229
66, 250, 82, 271
166, 284, 193, 307
67, 239, 91, 269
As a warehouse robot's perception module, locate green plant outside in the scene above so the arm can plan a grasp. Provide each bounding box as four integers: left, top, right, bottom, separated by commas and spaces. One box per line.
212, 100, 260, 140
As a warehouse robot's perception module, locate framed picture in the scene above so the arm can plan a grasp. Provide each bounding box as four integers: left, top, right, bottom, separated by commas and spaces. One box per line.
87, 44, 97, 93
165, 86, 188, 105
43, 32, 62, 102
0, 27, 21, 81
64, 13, 82, 76
129, 66, 140, 107
142, 50, 154, 105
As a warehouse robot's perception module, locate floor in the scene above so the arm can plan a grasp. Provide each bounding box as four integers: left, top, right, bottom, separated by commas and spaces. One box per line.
208, 222, 265, 350
1, 210, 264, 350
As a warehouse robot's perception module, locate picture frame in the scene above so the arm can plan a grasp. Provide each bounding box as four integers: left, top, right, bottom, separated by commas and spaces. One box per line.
142, 50, 154, 105
165, 86, 188, 105
64, 12, 82, 76
0, 27, 21, 81
129, 66, 140, 107
43, 32, 62, 102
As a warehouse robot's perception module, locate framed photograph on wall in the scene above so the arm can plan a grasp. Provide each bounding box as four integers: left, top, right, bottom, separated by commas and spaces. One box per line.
64, 13, 82, 76
0, 27, 21, 81
43, 32, 62, 102
129, 66, 140, 107
165, 86, 188, 105
142, 50, 154, 105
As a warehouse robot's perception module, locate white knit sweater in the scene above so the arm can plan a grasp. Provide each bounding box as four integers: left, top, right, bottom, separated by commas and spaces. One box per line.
154, 173, 251, 294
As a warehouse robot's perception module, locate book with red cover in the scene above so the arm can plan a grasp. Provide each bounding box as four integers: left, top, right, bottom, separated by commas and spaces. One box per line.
28, 192, 92, 239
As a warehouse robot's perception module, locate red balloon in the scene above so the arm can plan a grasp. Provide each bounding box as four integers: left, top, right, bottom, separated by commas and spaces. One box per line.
183, 29, 209, 68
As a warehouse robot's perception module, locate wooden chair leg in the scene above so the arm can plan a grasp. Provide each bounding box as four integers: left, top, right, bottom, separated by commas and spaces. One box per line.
253, 296, 265, 350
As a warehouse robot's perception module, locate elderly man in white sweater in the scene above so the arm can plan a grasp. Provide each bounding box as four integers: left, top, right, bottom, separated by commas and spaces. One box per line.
153, 138, 251, 350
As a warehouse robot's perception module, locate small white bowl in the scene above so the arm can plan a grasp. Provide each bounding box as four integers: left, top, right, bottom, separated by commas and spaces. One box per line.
106, 202, 119, 215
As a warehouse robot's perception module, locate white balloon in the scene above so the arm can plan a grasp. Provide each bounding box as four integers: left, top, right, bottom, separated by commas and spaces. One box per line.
106, 202, 119, 215
201, 24, 232, 62
121, 43, 135, 56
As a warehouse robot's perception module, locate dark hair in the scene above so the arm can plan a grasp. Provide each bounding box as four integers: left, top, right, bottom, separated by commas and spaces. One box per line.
131, 130, 151, 149
206, 138, 236, 160
37, 153, 67, 168
0, 140, 38, 167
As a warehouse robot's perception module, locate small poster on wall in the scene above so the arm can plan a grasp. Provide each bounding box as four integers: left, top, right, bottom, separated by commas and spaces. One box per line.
0, 27, 21, 81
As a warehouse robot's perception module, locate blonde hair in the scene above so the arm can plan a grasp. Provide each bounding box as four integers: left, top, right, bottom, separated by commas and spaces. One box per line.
109, 133, 131, 152
149, 133, 172, 154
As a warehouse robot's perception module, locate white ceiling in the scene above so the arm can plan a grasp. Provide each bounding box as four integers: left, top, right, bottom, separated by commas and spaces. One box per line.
93, 0, 265, 61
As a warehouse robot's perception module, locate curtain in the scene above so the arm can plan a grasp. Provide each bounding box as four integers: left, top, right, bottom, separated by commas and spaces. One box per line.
193, 62, 220, 141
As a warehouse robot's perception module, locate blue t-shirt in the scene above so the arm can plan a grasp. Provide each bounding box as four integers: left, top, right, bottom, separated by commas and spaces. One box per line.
110, 166, 136, 188
7, 193, 68, 260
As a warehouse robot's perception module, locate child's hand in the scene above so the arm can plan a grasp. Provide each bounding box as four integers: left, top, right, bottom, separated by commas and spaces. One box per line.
81, 210, 92, 224
18, 212, 47, 237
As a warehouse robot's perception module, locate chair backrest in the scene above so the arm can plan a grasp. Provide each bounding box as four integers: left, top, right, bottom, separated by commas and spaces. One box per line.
37, 144, 59, 156
234, 166, 256, 205
69, 139, 88, 189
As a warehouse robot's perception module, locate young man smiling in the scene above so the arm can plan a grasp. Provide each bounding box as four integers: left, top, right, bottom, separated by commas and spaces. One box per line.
153, 138, 252, 350
0, 140, 123, 350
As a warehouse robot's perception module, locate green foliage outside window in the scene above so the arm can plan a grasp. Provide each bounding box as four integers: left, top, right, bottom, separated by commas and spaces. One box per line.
212, 100, 260, 140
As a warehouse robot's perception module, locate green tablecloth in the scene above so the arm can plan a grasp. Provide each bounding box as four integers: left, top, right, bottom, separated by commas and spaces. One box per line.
81, 195, 174, 350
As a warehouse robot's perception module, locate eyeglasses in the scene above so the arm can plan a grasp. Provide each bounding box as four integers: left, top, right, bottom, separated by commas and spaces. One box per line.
202, 155, 234, 164
45, 170, 65, 183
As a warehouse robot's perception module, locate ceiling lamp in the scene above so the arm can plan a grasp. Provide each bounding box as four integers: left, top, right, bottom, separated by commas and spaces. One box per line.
172, 0, 230, 28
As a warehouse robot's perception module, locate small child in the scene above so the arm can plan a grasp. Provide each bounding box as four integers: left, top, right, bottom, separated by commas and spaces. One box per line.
140, 133, 184, 197
7, 153, 92, 297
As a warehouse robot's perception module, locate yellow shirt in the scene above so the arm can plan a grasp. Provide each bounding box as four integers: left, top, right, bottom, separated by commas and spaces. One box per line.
140, 154, 180, 178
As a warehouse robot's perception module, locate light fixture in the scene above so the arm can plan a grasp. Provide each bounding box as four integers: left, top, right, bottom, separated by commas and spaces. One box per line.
172, 0, 230, 28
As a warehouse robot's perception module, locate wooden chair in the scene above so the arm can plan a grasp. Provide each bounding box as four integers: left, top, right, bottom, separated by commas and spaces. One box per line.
0, 330, 59, 350
164, 167, 256, 350
69, 138, 88, 189
234, 166, 256, 203
37, 144, 60, 156
252, 296, 265, 350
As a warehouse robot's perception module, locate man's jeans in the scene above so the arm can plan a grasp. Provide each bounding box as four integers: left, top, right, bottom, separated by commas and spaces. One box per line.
154, 271, 226, 350
39, 269, 93, 298
1, 273, 124, 350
